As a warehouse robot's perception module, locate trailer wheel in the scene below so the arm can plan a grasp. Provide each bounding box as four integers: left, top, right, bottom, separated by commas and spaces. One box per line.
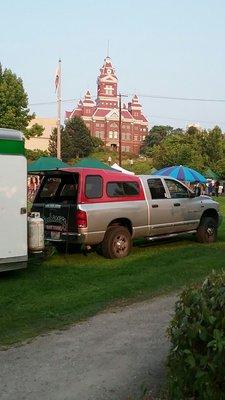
102, 226, 132, 259
196, 216, 217, 243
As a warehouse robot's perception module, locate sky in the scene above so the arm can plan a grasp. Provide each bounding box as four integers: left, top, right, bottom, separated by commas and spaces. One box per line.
1, 0, 225, 130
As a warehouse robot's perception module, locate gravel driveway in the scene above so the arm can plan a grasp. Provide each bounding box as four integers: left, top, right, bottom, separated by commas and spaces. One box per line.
0, 294, 177, 400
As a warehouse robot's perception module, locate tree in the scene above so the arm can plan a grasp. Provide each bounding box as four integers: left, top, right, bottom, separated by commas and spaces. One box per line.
140, 122, 225, 175
141, 125, 182, 154
0, 63, 43, 139
48, 117, 94, 161
149, 130, 206, 171
25, 149, 48, 161
91, 136, 104, 150
203, 126, 225, 172
25, 123, 44, 139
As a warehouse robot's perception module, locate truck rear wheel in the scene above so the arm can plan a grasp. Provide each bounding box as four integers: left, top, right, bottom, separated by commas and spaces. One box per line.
196, 216, 217, 243
102, 226, 132, 259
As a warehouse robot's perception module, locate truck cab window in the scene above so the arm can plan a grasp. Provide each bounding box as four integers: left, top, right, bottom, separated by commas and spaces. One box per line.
165, 179, 189, 198
147, 178, 166, 199
107, 181, 139, 197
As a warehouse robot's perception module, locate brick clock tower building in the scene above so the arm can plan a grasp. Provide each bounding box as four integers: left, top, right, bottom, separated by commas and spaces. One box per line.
66, 56, 148, 155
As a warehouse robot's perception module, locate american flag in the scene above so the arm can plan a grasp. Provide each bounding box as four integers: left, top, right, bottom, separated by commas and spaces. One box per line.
54, 60, 61, 92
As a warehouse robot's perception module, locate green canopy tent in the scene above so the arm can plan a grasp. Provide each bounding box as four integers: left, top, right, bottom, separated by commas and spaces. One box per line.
204, 168, 219, 180
28, 157, 69, 174
73, 157, 114, 170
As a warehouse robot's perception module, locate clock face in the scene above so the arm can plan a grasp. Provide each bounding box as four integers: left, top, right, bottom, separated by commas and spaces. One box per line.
107, 68, 112, 74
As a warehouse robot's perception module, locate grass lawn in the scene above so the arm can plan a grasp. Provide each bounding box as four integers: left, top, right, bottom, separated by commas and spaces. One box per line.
1, 197, 225, 347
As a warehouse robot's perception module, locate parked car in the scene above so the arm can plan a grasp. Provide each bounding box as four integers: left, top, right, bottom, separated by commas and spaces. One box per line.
32, 168, 222, 258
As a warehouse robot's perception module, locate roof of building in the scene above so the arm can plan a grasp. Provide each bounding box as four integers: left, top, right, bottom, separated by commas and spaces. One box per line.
0, 128, 23, 141
92, 109, 111, 117
121, 110, 133, 119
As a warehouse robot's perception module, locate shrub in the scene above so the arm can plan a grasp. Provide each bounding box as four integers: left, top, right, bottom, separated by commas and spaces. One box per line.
167, 270, 225, 400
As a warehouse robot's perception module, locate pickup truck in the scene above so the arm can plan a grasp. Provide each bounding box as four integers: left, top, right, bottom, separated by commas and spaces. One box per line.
32, 167, 221, 258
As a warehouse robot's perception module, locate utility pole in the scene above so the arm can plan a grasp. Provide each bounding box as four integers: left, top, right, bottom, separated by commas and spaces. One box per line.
56, 59, 62, 159
118, 93, 122, 166
118, 93, 128, 166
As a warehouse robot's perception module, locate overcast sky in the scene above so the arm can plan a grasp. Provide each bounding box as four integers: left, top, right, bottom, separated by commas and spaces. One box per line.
1, 0, 225, 130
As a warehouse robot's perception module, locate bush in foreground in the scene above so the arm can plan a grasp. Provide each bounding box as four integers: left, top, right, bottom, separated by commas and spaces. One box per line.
167, 270, 225, 399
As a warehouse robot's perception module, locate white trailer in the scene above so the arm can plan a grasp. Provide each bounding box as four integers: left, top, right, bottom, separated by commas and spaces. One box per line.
0, 128, 28, 272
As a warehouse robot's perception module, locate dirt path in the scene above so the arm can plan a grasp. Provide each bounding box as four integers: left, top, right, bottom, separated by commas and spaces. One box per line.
0, 294, 177, 400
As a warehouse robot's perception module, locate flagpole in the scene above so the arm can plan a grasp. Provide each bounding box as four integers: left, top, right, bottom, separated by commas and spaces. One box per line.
57, 58, 61, 159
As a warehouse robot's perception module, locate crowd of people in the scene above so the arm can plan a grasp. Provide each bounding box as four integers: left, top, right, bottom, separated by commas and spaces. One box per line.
190, 180, 224, 197
27, 176, 40, 201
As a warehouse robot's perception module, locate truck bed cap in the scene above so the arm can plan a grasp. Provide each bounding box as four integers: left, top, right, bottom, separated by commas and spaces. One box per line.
0, 128, 23, 141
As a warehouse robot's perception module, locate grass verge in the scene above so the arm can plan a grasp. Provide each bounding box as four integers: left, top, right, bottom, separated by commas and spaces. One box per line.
0, 197, 225, 347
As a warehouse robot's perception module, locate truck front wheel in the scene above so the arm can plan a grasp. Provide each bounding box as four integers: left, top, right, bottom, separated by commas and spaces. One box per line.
196, 216, 217, 243
102, 226, 132, 259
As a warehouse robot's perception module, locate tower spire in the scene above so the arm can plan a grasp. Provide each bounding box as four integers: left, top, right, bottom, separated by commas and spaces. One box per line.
107, 40, 110, 57
96, 55, 118, 108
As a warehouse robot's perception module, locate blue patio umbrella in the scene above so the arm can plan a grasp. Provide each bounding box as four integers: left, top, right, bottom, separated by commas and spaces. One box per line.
152, 165, 207, 183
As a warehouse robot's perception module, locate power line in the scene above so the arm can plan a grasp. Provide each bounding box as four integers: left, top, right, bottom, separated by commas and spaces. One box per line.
28, 93, 225, 125
28, 93, 225, 107
125, 93, 225, 103
149, 114, 225, 125
28, 98, 80, 106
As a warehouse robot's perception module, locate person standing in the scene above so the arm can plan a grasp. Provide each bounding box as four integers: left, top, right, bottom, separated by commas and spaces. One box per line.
208, 181, 213, 196
214, 180, 220, 197
194, 181, 201, 196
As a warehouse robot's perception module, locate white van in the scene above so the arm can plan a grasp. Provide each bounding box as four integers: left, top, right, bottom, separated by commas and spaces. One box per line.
0, 128, 28, 271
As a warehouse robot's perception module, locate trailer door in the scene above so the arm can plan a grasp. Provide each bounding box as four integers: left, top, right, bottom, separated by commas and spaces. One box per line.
0, 155, 27, 264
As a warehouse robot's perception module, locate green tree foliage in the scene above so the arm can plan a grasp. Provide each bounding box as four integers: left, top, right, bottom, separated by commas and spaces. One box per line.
149, 127, 206, 171
91, 136, 104, 150
143, 124, 225, 175
141, 125, 181, 154
167, 270, 225, 400
48, 127, 58, 157
25, 148, 48, 161
48, 117, 94, 161
0, 64, 44, 139
0, 63, 43, 139
202, 126, 225, 173
25, 123, 44, 140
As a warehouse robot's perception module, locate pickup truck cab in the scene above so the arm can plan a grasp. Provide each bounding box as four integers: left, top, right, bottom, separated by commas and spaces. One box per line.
32, 168, 221, 258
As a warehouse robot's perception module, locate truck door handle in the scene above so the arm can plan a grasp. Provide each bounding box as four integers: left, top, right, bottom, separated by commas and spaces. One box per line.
152, 204, 158, 208
174, 203, 180, 207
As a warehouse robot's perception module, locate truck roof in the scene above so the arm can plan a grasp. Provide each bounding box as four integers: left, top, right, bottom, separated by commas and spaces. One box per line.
60, 167, 140, 182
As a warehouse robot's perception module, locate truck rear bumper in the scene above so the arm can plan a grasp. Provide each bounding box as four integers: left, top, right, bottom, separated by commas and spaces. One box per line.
45, 232, 85, 244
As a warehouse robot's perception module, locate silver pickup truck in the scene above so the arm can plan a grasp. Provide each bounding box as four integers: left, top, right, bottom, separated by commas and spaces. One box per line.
32, 168, 221, 258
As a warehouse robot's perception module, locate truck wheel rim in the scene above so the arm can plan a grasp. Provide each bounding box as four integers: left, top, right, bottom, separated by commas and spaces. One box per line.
113, 234, 128, 255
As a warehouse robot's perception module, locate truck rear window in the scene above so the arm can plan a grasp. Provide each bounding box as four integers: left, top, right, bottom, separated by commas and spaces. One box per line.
107, 181, 139, 197
37, 175, 78, 203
